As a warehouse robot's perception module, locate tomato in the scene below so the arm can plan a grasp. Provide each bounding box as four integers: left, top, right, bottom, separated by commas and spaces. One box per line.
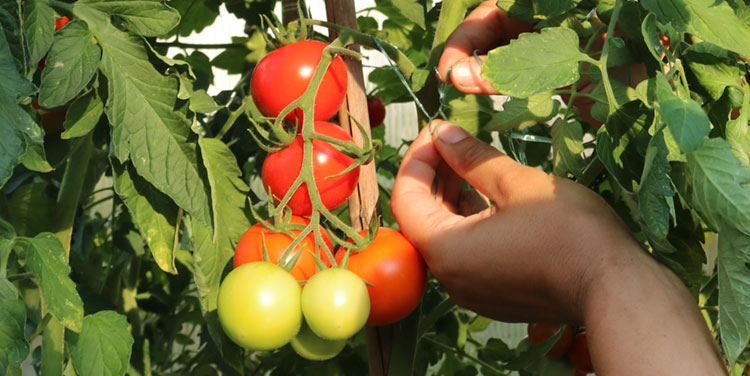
301, 268, 370, 340
366, 95, 385, 128
569, 332, 594, 374
527, 323, 574, 358
290, 320, 347, 361
251, 40, 348, 123
262, 121, 360, 215
217, 262, 302, 350
334, 228, 426, 326
234, 216, 333, 282
38, 16, 70, 70
32, 101, 67, 135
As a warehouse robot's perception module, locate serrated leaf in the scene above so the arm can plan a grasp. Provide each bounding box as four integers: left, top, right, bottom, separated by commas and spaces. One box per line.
532, 0, 581, 20
166, 0, 219, 37
684, 42, 740, 101
551, 118, 584, 179
26, 233, 84, 332
374, 0, 424, 29
70, 311, 134, 376
0, 298, 29, 371
38, 20, 101, 108
189, 89, 221, 113
74, 8, 212, 226
655, 75, 710, 153
497, 0, 535, 24
726, 114, 750, 169
687, 137, 750, 234
486, 91, 559, 131
596, 101, 654, 192
76, 0, 179, 37
61, 89, 103, 139
112, 160, 178, 274
718, 229, 750, 365
641, 0, 750, 57
22, 0, 55, 66
482, 27, 589, 98
637, 132, 674, 239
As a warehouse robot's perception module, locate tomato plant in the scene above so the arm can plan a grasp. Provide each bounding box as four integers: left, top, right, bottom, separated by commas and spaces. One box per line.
527, 323, 575, 358
217, 262, 302, 350
300, 268, 370, 340
37, 16, 69, 70
335, 228, 426, 326
234, 215, 332, 282
251, 40, 348, 123
366, 95, 385, 127
290, 321, 348, 361
569, 332, 594, 374
262, 120, 360, 215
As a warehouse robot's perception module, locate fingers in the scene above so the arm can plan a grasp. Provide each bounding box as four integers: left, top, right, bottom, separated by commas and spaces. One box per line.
391, 123, 463, 249
431, 121, 530, 206
446, 56, 500, 94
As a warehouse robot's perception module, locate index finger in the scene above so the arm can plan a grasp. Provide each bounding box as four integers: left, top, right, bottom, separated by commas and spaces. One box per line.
391, 124, 462, 249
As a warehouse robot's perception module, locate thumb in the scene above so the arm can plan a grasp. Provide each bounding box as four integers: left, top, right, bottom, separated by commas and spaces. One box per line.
431, 121, 527, 204
448, 56, 500, 95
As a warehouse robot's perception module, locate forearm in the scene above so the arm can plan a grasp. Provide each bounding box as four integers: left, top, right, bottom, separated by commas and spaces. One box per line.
582, 247, 726, 375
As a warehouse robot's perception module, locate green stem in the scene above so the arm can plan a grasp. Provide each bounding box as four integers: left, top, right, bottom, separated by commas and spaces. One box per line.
596, 0, 624, 114
216, 100, 246, 140
42, 132, 94, 376
151, 42, 243, 49
423, 336, 509, 376
7, 272, 33, 282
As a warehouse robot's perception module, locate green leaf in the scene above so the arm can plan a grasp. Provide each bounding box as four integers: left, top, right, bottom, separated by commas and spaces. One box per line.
61, 89, 103, 139
642, 13, 668, 62
684, 42, 740, 101
211, 37, 249, 74
70, 311, 134, 376
0, 298, 29, 371
590, 78, 637, 122
485, 91, 560, 131
165, 0, 219, 37
641, 0, 750, 57
482, 27, 589, 98
686, 137, 750, 234
637, 132, 674, 240
74, 8, 212, 226
718, 229, 750, 365
189, 89, 221, 113
374, 0, 425, 29
0, 96, 29, 190
38, 20, 101, 108
1, 182, 56, 236
0, 3, 24, 68
551, 118, 584, 179
596, 101, 654, 192
655, 76, 710, 153
0, 24, 36, 98
22, 0, 55, 66
497, 0, 535, 24
531, 0, 582, 20
26, 233, 84, 332
112, 160, 178, 274
0, 277, 19, 300
76, 0, 180, 37
441, 86, 494, 136
726, 114, 750, 168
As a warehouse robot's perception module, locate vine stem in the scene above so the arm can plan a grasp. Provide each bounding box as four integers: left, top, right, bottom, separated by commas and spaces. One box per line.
595, 0, 625, 114
423, 336, 510, 376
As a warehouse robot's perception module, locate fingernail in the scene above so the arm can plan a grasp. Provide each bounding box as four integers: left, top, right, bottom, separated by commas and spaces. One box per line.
450, 61, 481, 91
435, 123, 469, 144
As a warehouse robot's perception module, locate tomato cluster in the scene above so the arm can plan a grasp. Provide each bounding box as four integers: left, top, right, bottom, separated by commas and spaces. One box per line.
527, 324, 595, 374
218, 39, 426, 360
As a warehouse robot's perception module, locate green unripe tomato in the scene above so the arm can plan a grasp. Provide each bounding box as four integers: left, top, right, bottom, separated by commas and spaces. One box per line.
291, 321, 347, 361
217, 262, 302, 350
301, 268, 370, 340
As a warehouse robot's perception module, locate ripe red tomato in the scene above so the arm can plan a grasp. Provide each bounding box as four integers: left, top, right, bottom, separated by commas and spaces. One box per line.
262, 121, 360, 216
251, 40, 348, 123
334, 228, 426, 326
234, 215, 332, 282
569, 332, 594, 374
527, 323, 574, 358
366, 95, 385, 128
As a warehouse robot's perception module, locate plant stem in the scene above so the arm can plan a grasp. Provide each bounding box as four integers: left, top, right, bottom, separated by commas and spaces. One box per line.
7, 272, 33, 282
216, 100, 247, 140
596, 0, 624, 114
423, 336, 509, 376
151, 42, 244, 49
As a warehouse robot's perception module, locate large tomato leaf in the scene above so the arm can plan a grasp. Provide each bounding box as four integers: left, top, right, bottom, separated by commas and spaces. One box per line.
637, 131, 674, 240
551, 118, 584, 179
727, 114, 750, 169
22, 0, 55, 66
165, 0, 220, 38
717, 229, 750, 366
69, 311, 134, 376
485, 92, 559, 132
74, 5, 212, 226
61, 88, 104, 139
642, 0, 750, 57
112, 160, 178, 274
654, 76, 710, 153
0, 4, 24, 68
0, 298, 29, 371
684, 43, 740, 102
26, 233, 84, 332
482, 27, 589, 98
38, 20, 101, 108
76, 0, 180, 37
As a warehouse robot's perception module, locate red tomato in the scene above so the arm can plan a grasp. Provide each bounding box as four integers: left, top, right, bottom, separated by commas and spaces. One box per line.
262, 121, 360, 216
527, 323, 574, 358
569, 332, 594, 374
366, 95, 385, 128
234, 216, 333, 282
251, 40, 348, 123
334, 228, 426, 326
